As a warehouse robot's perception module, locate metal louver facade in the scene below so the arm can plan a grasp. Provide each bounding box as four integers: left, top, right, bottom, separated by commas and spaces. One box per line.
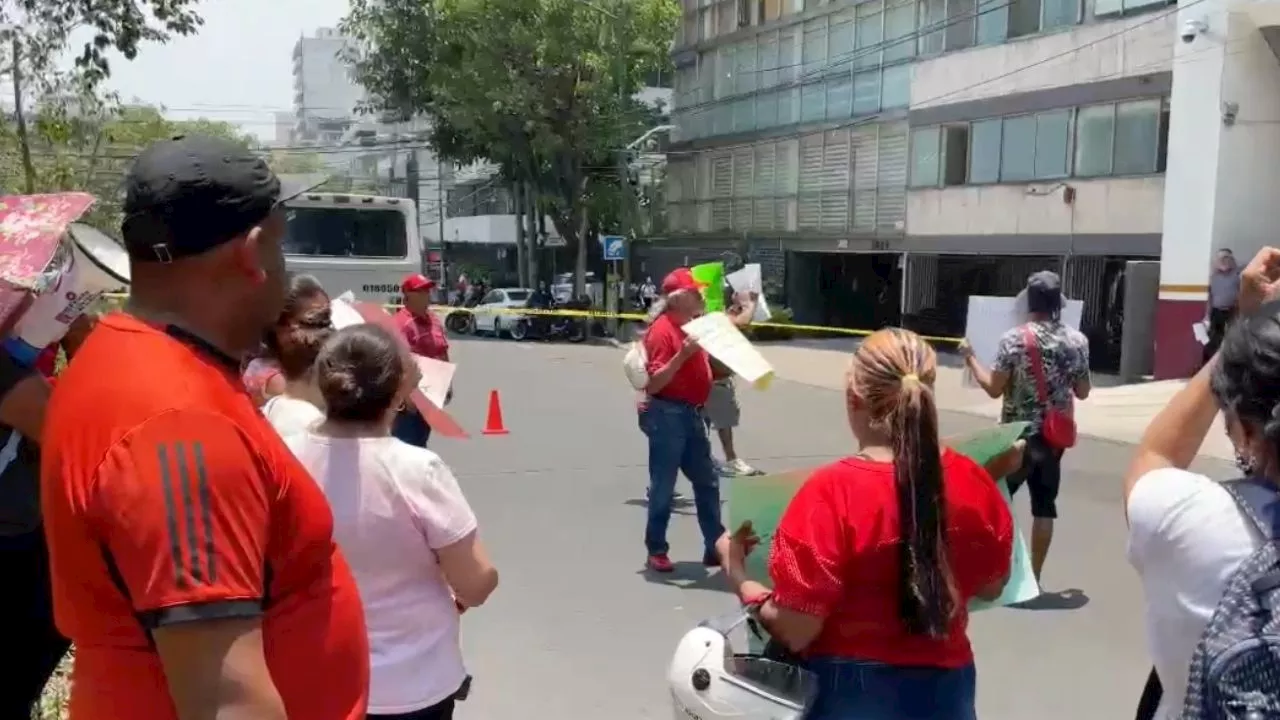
665, 121, 908, 238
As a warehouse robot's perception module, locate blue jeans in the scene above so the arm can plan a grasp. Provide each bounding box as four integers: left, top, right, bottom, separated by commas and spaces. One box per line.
803, 658, 977, 720
639, 397, 724, 557
392, 408, 432, 448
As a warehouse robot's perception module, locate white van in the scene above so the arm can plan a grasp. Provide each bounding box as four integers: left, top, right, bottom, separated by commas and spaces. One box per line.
282, 193, 422, 306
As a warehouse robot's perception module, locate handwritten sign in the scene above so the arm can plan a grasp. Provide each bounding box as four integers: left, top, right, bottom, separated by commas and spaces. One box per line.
681, 311, 774, 389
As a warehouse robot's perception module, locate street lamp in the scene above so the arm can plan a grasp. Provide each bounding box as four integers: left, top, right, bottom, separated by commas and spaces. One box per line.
626, 124, 677, 151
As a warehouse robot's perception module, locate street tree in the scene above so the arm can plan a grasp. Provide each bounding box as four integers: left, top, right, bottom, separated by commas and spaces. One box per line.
344, 0, 678, 293
0, 104, 250, 233
0, 0, 204, 193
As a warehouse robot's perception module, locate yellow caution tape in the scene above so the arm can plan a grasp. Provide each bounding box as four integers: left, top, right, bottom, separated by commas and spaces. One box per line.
99, 293, 963, 344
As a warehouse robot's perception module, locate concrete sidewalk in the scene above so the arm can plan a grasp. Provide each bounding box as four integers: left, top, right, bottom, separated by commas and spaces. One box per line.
754, 343, 1235, 461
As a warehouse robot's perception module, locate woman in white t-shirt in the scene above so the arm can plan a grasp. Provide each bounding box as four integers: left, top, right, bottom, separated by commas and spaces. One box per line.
261, 303, 332, 436
286, 324, 498, 720
1124, 246, 1280, 719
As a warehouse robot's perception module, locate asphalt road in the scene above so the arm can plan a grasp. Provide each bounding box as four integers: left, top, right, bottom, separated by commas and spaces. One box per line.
428, 336, 1233, 720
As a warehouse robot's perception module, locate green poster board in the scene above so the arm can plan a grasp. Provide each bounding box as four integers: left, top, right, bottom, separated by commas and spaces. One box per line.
690, 262, 725, 312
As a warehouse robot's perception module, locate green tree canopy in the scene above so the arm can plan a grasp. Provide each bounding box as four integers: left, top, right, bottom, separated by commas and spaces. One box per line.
343, 0, 678, 289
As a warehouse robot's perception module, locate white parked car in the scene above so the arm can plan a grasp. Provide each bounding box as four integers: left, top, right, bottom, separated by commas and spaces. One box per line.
471, 288, 533, 336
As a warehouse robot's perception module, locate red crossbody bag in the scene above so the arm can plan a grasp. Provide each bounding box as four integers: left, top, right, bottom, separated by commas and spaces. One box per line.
1022, 325, 1077, 450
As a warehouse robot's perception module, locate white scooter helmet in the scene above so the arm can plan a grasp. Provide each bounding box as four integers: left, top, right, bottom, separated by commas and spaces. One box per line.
668, 611, 817, 719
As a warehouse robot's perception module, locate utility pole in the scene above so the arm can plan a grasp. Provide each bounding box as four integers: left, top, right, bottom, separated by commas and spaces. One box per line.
406, 150, 423, 273
436, 158, 448, 286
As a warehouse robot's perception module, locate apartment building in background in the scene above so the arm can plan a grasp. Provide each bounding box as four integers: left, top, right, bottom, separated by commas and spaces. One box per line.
292, 27, 364, 150
657, 0, 1220, 376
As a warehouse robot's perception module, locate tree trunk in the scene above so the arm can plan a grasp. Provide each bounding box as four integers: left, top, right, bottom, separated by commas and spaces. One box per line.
513, 180, 528, 288
573, 210, 589, 299
11, 38, 35, 194
524, 181, 538, 289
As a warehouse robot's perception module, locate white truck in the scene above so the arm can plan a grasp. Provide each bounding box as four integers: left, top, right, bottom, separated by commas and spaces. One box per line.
281, 192, 425, 306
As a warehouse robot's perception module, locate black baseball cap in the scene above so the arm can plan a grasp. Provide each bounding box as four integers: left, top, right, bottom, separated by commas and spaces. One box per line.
121, 134, 322, 263
1025, 270, 1064, 313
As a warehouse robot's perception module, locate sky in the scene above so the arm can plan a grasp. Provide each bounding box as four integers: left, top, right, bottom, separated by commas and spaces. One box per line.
96, 0, 351, 142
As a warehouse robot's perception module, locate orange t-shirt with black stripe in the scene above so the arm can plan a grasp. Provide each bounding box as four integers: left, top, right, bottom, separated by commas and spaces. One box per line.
41, 312, 369, 720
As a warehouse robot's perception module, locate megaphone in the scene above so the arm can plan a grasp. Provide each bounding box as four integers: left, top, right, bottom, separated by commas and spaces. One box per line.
3, 224, 131, 366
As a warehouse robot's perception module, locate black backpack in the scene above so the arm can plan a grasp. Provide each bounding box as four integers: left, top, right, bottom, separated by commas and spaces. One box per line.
1181, 478, 1280, 719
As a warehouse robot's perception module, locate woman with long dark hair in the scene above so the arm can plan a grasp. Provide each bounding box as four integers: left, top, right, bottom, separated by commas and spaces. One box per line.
243, 273, 329, 405
718, 328, 1018, 719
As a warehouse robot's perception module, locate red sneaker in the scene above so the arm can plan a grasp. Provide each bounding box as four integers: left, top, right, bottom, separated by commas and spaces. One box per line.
647, 553, 674, 572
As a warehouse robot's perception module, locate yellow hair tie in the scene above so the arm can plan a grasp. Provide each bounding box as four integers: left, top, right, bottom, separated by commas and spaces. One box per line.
902, 373, 919, 383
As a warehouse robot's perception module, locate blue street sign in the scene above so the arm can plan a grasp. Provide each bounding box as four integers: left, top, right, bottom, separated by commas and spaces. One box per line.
602, 235, 626, 261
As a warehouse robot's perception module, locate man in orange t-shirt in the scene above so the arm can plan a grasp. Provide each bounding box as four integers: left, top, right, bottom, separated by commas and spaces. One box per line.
41, 135, 368, 720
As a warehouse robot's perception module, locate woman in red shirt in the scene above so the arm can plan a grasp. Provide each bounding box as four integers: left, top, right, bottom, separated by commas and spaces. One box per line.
718, 327, 1018, 720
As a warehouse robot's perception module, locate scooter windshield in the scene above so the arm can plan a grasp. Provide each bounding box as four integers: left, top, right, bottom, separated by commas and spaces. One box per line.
727, 654, 819, 711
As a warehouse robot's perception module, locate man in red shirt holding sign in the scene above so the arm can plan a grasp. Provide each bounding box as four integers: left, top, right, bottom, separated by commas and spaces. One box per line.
639, 268, 724, 573
392, 273, 448, 447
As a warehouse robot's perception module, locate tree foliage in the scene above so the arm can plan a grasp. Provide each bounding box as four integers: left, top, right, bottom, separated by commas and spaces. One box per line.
343, 0, 678, 289
0, 104, 252, 234
0, 0, 205, 197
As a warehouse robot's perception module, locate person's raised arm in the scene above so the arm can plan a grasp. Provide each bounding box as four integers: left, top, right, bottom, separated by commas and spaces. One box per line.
644, 331, 699, 395
94, 411, 285, 720
960, 333, 1013, 399
0, 351, 48, 440
403, 454, 497, 608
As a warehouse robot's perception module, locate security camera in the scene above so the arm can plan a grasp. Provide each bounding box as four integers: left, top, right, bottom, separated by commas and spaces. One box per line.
1182, 18, 1208, 43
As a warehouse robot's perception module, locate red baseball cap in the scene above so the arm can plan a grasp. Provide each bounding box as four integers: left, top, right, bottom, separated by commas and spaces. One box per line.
401, 273, 436, 294
661, 268, 707, 296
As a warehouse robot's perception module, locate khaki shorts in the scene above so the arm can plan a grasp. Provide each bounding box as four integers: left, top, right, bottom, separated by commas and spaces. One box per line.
705, 378, 740, 430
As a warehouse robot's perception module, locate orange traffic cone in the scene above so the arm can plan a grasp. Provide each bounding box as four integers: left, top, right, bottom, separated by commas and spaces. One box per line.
482, 389, 509, 436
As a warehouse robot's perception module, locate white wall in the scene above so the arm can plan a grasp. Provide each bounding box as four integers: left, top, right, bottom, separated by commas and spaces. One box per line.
1207, 9, 1280, 277
1156, 2, 1280, 296
911, 13, 1176, 107
444, 215, 563, 246
907, 176, 1165, 235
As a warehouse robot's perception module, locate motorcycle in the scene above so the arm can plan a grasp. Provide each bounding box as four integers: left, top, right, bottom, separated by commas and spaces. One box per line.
668, 609, 817, 719
509, 297, 588, 343
445, 294, 480, 335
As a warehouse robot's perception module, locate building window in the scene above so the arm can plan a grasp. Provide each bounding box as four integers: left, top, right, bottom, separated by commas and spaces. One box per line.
1008, 0, 1079, 38
1000, 115, 1037, 182
910, 126, 941, 187
827, 73, 853, 119
910, 97, 1168, 188
1074, 103, 1115, 177
855, 2, 883, 69
880, 64, 911, 109
1033, 110, 1071, 178
1092, 0, 1170, 17
884, 0, 918, 62
967, 119, 1002, 183
1113, 99, 1162, 175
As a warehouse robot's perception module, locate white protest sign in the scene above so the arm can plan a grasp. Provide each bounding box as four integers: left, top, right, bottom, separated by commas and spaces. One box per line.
681, 311, 775, 389
964, 294, 1085, 388
725, 263, 772, 323
330, 295, 365, 330
415, 355, 456, 409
